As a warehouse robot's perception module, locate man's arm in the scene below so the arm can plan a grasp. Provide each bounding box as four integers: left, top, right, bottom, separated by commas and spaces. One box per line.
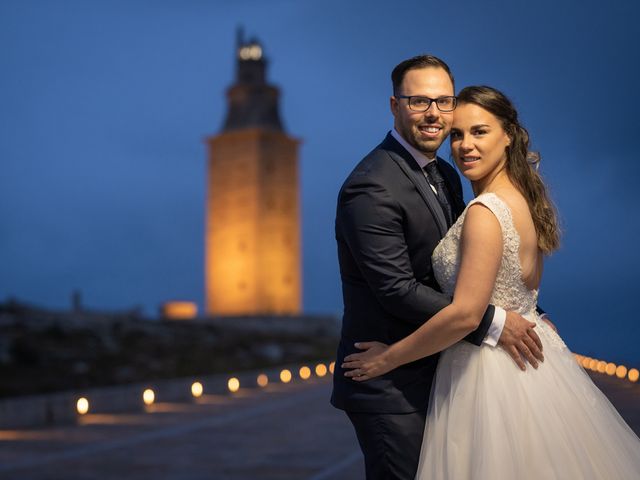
343, 202, 506, 378
338, 175, 493, 343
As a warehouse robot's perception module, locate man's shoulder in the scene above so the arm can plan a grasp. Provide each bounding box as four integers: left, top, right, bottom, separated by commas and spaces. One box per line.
343, 134, 406, 185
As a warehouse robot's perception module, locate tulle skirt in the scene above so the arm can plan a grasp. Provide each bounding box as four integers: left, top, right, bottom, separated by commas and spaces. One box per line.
416, 314, 640, 479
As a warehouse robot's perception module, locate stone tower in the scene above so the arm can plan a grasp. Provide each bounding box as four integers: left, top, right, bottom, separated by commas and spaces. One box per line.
205, 30, 301, 316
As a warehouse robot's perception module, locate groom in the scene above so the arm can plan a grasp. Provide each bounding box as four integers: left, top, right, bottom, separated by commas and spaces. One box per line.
331, 55, 545, 479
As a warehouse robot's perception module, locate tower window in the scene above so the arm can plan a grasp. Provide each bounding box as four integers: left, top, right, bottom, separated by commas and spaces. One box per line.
238, 44, 262, 61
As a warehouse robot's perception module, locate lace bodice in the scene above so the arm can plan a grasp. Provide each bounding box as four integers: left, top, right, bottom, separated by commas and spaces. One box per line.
432, 193, 538, 315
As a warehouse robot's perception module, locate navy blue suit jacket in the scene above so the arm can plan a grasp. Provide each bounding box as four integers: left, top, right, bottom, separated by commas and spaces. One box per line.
331, 133, 494, 414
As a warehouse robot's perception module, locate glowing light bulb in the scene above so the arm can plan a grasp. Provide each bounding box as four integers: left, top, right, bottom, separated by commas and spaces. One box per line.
143, 389, 155, 405
299, 366, 311, 380
616, 365, 628, 379
191, 382, 203, 398
280, 369, 292, 383
257, 374, 269, 388
76, 397, 89, 415
329, 362, 335, 374
315, 363, 328, 377
228, 378, 240, 393
628, 368, 639, 383
588, 359, 598, 371
605, 363, 617, 376
597, 361, 607, 373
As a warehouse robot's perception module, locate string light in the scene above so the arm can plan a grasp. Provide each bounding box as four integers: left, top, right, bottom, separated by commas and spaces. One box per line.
616, 365, 628, 379
280, 369, 292, 383
575, 354, 638, 383
315, 363, 328, 377
228, 378, 240, 393
191, 382, 203, 398
143, 389, 155, 406
257, 374, 269, 387
299, 366, 311, 380
76, 397, 89, 415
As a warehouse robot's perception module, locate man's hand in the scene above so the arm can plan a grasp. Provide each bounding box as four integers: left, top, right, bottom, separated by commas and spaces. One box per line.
498, 311, 544, 371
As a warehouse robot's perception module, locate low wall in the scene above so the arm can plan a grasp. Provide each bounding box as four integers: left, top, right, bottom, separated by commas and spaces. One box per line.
0, 365, 312, 430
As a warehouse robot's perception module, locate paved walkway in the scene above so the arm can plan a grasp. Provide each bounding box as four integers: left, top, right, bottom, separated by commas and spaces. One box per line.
0, 372, 637, 479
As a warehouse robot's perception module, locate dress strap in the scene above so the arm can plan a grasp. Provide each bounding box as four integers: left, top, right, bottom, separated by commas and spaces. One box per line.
467, 193, 517, 241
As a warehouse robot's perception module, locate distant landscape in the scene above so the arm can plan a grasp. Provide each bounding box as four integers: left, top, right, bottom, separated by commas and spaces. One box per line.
0, 299, 339, 398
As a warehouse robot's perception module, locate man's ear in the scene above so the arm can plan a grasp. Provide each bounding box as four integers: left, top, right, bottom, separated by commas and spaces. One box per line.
390, 95, 399, 117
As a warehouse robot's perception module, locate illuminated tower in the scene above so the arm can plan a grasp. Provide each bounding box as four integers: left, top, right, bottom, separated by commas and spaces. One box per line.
205, 31, 301, 316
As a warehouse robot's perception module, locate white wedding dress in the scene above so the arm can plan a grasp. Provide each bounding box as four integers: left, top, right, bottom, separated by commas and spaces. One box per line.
416, 193, 640, 479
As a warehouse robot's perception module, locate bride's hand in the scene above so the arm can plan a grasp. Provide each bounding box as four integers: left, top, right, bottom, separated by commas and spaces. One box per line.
341, 341, 392, 381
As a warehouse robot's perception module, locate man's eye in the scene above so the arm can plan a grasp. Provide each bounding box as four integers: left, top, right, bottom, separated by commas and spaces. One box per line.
412, 98, 429, 107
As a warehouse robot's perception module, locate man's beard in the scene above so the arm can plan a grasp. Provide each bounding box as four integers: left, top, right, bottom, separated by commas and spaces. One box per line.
401, 123, 443, 157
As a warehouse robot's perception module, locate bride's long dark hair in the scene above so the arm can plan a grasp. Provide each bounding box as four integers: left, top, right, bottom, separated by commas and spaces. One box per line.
457, 86, 561, 254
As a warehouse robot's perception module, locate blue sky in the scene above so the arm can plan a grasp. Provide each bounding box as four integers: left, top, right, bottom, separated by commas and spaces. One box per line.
1, 0, 639, 364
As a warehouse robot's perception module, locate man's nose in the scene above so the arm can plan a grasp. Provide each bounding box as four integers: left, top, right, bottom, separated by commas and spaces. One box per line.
423, 102, 439, 119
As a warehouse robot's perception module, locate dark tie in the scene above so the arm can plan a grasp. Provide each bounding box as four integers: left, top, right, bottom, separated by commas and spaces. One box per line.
424, 161, 454, 227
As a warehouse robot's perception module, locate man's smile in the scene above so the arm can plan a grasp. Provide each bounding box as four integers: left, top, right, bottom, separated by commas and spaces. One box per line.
417, 124, 443, 138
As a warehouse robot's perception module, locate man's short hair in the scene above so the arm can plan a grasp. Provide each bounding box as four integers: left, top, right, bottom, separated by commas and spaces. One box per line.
391, 55, 455, 95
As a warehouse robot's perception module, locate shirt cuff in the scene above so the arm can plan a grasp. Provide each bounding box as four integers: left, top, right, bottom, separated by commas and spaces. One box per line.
483, 306, 506, 347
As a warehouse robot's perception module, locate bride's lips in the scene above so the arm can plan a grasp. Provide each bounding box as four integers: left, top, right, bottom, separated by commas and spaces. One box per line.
460, 155, 480, 164
417, 124, 442, 138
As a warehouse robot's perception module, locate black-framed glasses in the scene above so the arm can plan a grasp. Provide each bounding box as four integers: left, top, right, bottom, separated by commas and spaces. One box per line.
395, 95, 457, 112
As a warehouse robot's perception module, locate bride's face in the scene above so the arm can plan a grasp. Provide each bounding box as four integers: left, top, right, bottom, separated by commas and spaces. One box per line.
450, 103, 511, 182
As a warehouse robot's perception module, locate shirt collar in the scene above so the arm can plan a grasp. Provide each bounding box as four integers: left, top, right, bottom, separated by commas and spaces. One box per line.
390, 128, 437, 169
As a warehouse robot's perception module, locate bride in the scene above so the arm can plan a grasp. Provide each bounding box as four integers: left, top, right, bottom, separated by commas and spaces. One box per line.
342, 86, 640, 478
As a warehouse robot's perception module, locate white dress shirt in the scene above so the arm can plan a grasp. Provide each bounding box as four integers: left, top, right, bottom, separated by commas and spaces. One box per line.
390, 128, 506, 346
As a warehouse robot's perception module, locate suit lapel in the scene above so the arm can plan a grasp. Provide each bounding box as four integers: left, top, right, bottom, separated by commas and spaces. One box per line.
381, 133, 448, 237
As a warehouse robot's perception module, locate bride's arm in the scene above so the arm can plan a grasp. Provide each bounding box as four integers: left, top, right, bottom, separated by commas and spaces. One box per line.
343, 203, 503, 380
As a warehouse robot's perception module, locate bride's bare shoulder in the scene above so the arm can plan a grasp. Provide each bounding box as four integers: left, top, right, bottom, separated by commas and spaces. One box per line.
492, 188, 530, 220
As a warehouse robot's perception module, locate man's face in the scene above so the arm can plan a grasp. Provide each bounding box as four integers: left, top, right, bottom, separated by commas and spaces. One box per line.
390, 67, 455, 159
